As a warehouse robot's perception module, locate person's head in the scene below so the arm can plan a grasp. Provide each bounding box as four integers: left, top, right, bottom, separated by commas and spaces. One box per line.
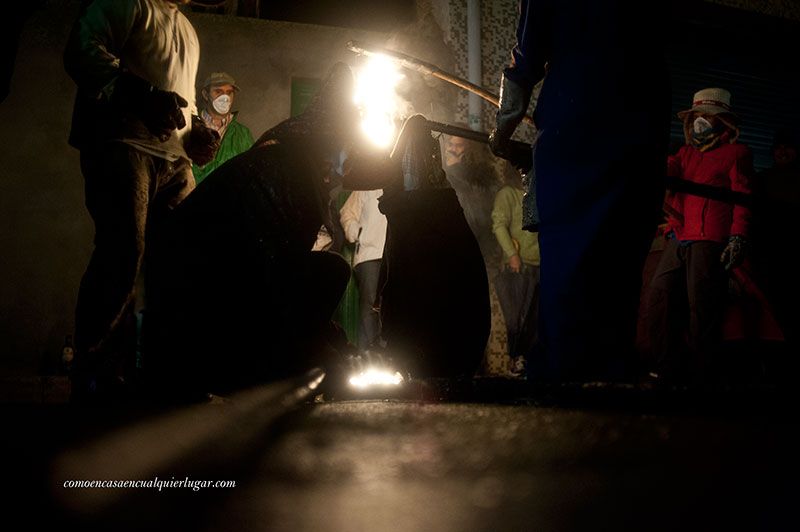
502, 161, 524, 190
771, 130, 798, 168
678, 88, 739, 145
201, 72, 240, 117
445, 134, 469, 167
443, 123, 484, 168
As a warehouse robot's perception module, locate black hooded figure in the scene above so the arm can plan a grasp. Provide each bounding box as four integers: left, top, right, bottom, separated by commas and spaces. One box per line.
489, 0, 671, 381
145, 63, 359, 397
345, 115, 491, 379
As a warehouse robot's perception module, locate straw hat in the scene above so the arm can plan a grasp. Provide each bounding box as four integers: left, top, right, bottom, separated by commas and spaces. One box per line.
677, 88, 735, 119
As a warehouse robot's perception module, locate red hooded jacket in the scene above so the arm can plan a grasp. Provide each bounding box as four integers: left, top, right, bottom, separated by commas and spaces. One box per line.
665, 142, 753, 242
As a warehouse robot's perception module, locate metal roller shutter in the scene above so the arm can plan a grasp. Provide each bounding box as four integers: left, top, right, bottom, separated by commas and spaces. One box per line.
667, 2, 800, 170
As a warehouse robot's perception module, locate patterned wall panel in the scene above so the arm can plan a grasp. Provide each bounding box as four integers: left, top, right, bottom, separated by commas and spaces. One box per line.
444, 0, 535, 143
441, 0, 533, 376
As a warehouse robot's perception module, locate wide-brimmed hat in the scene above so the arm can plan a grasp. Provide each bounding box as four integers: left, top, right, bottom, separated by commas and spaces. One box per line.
202, 72, 240, 91
677, 88, 735, 119
255, 62, 359, 145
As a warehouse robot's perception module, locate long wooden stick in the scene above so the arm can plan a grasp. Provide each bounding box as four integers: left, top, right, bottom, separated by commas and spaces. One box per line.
346, 40, 536, 127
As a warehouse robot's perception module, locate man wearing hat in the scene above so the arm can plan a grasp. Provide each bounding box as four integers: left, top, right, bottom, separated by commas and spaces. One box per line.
192, 72, 254, 184
643, 87, 754, 384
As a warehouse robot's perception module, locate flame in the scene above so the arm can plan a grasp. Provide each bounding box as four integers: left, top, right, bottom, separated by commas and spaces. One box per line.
353, 54, 404, 148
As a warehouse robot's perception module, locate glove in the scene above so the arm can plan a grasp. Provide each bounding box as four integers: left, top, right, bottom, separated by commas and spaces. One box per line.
185, 116, 221, 166
489, 73, 533, 169
113, 72, 188, 142
720, 234, 747, 271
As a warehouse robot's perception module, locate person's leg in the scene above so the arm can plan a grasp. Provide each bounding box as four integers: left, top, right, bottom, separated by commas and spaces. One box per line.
685, 241, 728, 384
516, 264, 540, 358
493, 269, 523, 359
642, 239, 688, 380
353, 259, 382, 350
74, 144, 158, 396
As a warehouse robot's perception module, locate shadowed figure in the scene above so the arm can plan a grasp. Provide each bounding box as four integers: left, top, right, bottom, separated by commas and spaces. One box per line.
489, 0, 670, 382
376, 115, 490, 378
145, 64, 359, 398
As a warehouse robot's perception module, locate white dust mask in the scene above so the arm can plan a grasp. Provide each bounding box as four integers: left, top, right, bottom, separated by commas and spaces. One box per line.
693, 116, 713, 135
212, 94, 232, 115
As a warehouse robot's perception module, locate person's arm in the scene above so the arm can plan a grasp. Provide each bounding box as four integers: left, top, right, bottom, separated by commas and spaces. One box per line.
505, 0, 551, 89
244, 126, 255, 149
339, 191, 363, 243
489, 0, 551, 165
666, 150, 683, 179
663, 147, 686, 234
728, 145, 754, 237
63, 0, 139, 99
720, 145, 754, 271
65, 0, 190, 142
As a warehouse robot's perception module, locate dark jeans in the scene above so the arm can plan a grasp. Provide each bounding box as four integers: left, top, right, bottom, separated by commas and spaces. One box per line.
642, 239, 728, 381
354, 259, 382, 350
75, 142, 194, 371
494, 265, 540, 359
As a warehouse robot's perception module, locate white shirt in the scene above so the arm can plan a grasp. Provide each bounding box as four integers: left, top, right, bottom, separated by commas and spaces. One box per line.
339, 190, 388, 266
65, 0, 199, 161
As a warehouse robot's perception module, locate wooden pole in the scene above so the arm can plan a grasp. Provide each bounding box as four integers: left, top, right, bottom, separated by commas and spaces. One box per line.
346, 40, 536, 127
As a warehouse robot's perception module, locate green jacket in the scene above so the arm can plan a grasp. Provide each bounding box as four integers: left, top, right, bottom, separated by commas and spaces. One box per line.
192, 113, 254, 184
492, 185, 540, 266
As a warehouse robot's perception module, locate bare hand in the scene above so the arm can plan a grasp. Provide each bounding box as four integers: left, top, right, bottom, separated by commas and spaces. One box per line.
508, 254, 522, 273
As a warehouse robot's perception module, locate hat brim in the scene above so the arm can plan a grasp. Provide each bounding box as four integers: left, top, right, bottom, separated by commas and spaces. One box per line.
205, 83, 240, 92
677, 105, 736, 119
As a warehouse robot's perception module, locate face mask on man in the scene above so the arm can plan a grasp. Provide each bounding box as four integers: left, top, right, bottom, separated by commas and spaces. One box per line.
693, 116, 714, 135
212, 94, 232, 115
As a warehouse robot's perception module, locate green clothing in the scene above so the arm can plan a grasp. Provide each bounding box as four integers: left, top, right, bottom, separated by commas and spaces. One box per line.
192, 113, 254, 184
492, 185, 540, 266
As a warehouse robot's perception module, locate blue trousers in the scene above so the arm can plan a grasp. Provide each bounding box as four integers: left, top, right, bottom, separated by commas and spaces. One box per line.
354, 259, 382, 350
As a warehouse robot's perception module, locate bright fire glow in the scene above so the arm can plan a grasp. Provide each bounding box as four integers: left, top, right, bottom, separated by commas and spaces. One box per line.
353, 55, 404, 148
348, 367, 404, 389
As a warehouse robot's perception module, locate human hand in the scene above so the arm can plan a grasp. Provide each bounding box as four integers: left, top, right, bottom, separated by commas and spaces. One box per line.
508, 254, 522, 273
489, 131, 532, 173
113, 73, 187, 141
720, 235, 746, 271
143, 90, 188, 142
186, 116, 220, 166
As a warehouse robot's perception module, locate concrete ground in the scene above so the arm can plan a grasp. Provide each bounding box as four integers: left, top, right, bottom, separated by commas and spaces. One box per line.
4, 381, 797, 531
